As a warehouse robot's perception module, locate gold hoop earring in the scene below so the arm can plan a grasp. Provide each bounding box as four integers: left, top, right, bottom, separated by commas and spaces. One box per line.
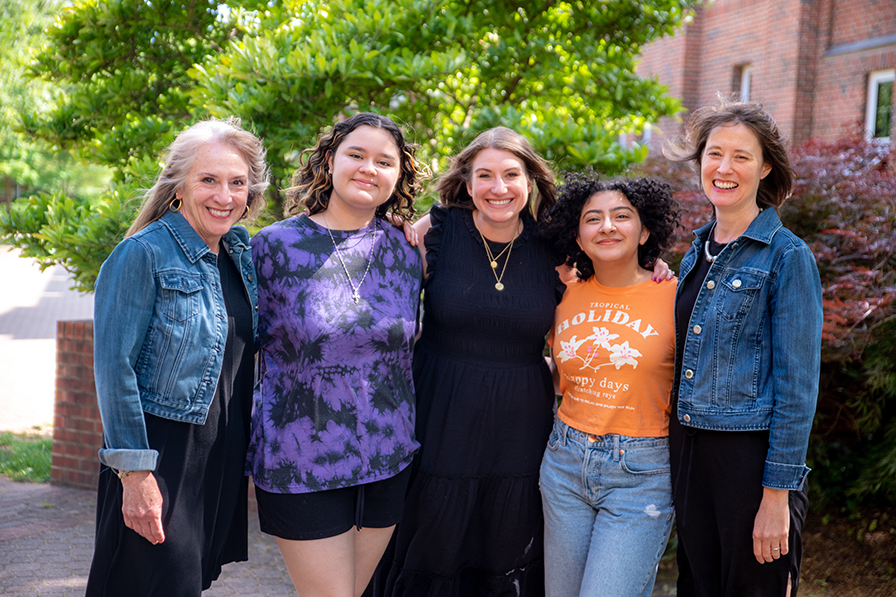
169, 198, 182, 212
241, 206, 249, 219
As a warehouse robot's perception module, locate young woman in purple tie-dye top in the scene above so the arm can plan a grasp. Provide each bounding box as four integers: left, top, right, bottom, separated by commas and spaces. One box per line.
246, 113, 423, 597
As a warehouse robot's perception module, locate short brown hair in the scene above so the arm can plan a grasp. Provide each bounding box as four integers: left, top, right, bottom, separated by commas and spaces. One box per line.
664, 94, 794, 211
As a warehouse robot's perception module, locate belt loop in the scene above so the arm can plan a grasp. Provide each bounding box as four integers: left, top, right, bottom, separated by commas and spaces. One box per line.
560, 419, 570, 445
613, 435, 620, 461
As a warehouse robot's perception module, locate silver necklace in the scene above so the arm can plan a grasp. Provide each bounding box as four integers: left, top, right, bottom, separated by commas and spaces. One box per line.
322, 214, 377, 303
704, 222, 721, 263
704, 239, 721, 263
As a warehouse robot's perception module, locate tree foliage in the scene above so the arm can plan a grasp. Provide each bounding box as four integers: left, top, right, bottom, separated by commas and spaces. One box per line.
0, 0, 106, 196
193, 0, 694, 189
3, 0, 698, 291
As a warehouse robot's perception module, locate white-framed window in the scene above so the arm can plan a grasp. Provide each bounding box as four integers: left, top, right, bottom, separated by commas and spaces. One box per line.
866, 69, 894, 142
739, 65, 752, 102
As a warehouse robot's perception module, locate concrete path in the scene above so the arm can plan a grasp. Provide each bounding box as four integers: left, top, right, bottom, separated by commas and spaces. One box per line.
0, 245, 94, 434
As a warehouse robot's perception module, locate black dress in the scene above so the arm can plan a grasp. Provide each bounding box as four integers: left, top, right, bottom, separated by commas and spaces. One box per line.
383, 205, 560, 597
86, 247, 254, 597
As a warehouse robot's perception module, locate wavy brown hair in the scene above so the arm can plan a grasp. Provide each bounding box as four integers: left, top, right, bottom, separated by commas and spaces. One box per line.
435, 127, 557, 220
664, 94, 794, 211
127, 117, 270, 237
286, 113, 422, 221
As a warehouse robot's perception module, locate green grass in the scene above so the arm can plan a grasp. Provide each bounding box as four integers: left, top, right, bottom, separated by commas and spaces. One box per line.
0, 431, 51, 482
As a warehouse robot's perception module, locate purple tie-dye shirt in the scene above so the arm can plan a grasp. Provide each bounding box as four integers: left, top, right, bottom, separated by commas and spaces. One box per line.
246, 215, 422, 494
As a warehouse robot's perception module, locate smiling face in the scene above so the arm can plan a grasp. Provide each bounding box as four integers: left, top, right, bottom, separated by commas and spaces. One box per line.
178, 141, 250, 252
700, 122, 772, 217
576, 190, 650, 271
466, 147, 533, 230
326, 125, 401, 223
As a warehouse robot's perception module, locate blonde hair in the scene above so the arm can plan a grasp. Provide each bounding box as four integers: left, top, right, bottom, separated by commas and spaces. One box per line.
127, 117, 270, 236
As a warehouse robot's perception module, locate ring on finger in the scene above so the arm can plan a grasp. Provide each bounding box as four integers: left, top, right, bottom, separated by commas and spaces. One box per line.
771, 547, 781, 551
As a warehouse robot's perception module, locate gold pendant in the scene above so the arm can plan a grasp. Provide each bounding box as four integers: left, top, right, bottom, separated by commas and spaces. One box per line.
490, 261, 498, 269
495, 282, 504, 291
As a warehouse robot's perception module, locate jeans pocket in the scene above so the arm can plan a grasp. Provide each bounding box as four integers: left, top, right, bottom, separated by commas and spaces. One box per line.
546, 421, 563, 452
619, 444, 671, 476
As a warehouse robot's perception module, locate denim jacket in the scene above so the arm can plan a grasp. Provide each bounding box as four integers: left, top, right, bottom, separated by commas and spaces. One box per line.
674, 208, 822, 490
93, 210, 258, 472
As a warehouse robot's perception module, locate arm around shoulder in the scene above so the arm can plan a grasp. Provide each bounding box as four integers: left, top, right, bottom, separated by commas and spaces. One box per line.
413, 213, 433, 277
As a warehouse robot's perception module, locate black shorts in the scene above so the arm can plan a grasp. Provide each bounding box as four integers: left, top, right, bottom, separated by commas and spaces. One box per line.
255, 466, 412, 541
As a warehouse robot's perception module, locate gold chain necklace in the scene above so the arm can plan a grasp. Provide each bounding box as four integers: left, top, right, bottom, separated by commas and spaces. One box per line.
322, 213, 377, 303
476, 222, 518, 292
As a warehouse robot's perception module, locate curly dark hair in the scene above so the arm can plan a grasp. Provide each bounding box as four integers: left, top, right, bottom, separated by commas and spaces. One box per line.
435, 127, 557, 220
540, 173, 680, 281
664, 93, 794, 211
285, 112, 422, 221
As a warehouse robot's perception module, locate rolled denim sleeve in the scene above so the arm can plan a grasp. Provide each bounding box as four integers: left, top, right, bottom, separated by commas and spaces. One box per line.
763, 242, 822, 490
94, 238, 159, 472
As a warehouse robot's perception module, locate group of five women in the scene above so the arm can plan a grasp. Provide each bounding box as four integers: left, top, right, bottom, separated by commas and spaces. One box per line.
87, 94, 822, 597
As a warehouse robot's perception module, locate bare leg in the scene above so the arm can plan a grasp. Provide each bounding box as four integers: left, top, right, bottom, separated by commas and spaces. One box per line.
275, 525, 397, 597
352, 526, 396, 596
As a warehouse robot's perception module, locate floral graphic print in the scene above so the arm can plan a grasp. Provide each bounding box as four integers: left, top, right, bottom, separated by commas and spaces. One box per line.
557, 326, 640, 371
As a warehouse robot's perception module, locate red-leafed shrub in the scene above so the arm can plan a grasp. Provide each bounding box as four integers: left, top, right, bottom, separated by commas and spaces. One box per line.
636, 135, 896, 507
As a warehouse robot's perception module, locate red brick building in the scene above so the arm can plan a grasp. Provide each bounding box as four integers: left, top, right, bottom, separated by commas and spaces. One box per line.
636, 0, 896, 151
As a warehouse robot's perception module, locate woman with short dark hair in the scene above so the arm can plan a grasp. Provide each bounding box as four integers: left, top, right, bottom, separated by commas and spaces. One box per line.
664, 95, 822, 596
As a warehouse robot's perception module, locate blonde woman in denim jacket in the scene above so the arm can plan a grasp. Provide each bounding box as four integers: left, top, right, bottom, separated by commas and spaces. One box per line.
86, 118, 269, 597
664, 97, 822, 597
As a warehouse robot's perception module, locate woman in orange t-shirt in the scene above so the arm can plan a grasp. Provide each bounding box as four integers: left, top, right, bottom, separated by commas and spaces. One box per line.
539, 176, 680, 597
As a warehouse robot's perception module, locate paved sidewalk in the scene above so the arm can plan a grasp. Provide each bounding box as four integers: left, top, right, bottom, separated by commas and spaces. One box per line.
0, 245, 93, 434
0, 476, 293, 596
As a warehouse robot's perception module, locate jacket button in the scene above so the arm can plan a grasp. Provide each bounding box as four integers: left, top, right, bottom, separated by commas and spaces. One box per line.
732, 279, 742, 288
692, 325, 702, 335
248, 275, 253, 282
683, 414, 691, 423
684, 369, 694, 379
706, 280, 716, 290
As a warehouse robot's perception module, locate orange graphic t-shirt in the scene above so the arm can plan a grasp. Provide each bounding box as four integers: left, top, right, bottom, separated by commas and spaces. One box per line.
549, 277, 677, 437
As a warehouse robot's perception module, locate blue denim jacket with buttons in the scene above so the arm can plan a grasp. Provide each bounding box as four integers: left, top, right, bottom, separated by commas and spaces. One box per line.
93, 210, 258, 472
673, 208, 822, 490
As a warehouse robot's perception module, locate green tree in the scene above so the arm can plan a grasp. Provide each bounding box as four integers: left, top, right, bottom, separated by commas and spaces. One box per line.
0, 0, 108, 204
3, 0, 700, 291
194, 0, 695, 191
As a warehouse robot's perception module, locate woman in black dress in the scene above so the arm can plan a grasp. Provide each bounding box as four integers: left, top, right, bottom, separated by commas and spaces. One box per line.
87, 118, 268, 596
381, 127, 560, 596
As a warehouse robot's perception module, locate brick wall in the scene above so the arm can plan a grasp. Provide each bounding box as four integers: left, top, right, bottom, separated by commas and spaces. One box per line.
637, 0, 896, 151
52, 320, 102, 490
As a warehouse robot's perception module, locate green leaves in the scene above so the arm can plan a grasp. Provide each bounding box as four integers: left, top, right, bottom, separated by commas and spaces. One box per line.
10, 0, 699, 289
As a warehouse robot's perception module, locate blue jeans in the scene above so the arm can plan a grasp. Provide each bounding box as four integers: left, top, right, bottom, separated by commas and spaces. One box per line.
540, 418, 673, 597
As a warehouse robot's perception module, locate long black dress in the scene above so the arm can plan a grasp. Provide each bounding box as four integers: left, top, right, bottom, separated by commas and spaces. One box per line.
86, 247, 253, 597
383, 205, 560, 597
